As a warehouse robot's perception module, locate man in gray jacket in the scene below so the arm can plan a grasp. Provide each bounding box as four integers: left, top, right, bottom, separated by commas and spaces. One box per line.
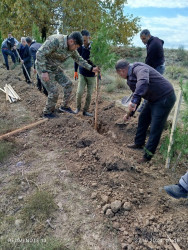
164, 172, 188, 199
115, 59, 176, 163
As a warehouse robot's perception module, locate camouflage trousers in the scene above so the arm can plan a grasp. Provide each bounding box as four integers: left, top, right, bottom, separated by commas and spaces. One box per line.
39, 70, 72, 114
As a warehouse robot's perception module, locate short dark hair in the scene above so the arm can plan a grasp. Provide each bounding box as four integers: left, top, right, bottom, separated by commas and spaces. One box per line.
115, 59, 129, 71
140, 29, 150, 37
68, 31, 83, 46
81, 30, 90, 36
26, 37, 32, 44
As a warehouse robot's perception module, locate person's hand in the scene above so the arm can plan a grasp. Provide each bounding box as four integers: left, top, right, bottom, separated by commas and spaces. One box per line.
33, 69, 37, 74
74, 72, 78, 80
123, 102, 136, 121
21, 60, 24, 64
13, 45, 17, 50
128, 102, 136, 112
42, 72, 49, 82
92, 66, 100, 73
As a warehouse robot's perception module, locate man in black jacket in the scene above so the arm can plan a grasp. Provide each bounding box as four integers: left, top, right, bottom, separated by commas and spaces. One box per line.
26, 37, 48, 95
19, 37, 32, 83
74, 30, 96, 117
140, 29, 165, 74
138, 29, 165, 112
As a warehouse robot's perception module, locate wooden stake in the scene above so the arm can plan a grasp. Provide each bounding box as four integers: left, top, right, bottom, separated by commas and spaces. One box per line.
94, 73, 99, 130
0, 119, 48, 141
166, 233, 181, 250
165, 90, 183, 169
7, 84, 21, 100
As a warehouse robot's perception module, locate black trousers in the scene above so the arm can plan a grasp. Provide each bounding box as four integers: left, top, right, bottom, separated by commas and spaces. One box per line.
135, 92, 176, 159
22, 65, 31, 82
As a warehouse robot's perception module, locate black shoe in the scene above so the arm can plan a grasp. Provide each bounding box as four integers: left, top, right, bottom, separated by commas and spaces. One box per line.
83, 111, 93, 117
59, 106, 75, 114
43, 113, 57, 119
137, 157, 150, 164
74, 108, 80, 114
127, 143, 143, 149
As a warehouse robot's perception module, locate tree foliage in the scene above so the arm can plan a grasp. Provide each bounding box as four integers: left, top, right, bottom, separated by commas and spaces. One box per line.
0, 0, 140, 45
90, 21, 118, 70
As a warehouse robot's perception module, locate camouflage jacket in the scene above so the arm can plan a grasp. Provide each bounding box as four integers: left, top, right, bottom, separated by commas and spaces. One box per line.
36, 34, 93, 73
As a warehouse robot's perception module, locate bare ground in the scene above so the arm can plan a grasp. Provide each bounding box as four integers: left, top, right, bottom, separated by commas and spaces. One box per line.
0, 59, 188, 250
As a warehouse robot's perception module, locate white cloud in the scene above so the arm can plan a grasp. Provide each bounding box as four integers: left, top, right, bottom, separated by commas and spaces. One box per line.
133, 15, 188, 49
127, 0, 188, 8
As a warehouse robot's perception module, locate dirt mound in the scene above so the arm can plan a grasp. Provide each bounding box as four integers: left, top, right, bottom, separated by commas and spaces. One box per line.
0, 63, 188, 249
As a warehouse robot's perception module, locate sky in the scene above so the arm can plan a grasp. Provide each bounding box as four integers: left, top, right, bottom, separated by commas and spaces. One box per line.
124, 0, 188, 49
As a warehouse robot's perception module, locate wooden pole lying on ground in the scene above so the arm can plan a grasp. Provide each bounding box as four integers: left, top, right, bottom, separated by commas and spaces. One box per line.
165, 90, 183, 169
94, 73, 100, 130
16, 49, 32, 83
0, 119, 48, 141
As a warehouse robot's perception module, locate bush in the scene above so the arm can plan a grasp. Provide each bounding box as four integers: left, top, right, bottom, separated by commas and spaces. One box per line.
0, 141, 14, 163
23, 190, 56, 221
160, 80, 188, 164
176, 45, 186, 61
32, 24, 43, 43
165, 65, 188, 79
0, 31, 3, 48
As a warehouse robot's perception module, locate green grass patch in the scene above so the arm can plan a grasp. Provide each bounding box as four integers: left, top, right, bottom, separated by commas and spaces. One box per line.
22, 190, 57, 221
0, 141, 14, 163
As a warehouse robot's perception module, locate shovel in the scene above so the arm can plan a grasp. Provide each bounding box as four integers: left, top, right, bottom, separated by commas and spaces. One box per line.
115, 102, 135, 127
121, 93, 133, 107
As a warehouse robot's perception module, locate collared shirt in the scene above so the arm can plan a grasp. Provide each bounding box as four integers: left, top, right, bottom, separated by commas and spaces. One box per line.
127, 62, 174, 104
36, 34, 92, 73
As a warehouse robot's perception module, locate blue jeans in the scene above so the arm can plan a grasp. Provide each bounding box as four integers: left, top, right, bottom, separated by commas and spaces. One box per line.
179, 172, 188, 191
155, 64, 165, 75
135, 91, 176, 159
2, 49, 16, 70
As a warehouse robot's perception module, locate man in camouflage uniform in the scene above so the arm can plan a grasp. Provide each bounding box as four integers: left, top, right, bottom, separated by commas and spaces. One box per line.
36, 31, 99, 118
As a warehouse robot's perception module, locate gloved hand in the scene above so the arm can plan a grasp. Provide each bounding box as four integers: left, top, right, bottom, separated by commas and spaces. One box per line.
74, 72, 78, 80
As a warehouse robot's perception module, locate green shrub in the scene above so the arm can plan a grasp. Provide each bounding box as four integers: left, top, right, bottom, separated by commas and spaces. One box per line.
105, 83, 116, 93
0, 141, 14, 163
0, 31, 3, 48
166, 65, 187, 79
160, 80, 188, 164
176, 45, 186, 61
22, 190, 56, 221
32, 24, 43, 43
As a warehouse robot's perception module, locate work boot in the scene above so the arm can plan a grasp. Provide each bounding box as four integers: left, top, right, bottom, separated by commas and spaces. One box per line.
127, 143, 143, 149
164, 184, 188, 199
59, 106, 75, 114
83, 111, 93, 117
137, 157, 150, 164
74, 108, 80, 114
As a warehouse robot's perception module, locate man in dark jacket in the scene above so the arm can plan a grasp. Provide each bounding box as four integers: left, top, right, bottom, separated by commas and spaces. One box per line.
26, 37, 48, 95
140, 29, 165, 74
74, 30, 96, 116
19, 37, 32, 83
139, 29, 165, 112
115, 59, 176, 163
1, 32, 19, 70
